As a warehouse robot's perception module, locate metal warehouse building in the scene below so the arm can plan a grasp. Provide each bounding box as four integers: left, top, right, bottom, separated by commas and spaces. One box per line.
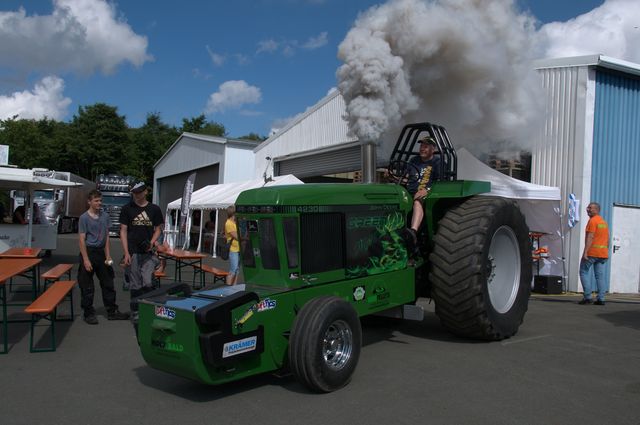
532, 55, 640, 294
153, 133, 259, 213
252, 55, 640, 294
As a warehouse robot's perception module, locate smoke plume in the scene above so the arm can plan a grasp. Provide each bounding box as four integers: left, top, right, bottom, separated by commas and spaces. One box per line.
337, 0, 543, 157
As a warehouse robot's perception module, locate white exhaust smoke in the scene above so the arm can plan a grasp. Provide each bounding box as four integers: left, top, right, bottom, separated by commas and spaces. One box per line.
337, 0, 543, 157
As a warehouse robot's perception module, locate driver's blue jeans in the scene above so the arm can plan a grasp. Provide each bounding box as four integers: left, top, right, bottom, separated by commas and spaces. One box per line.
579, 257, 608, 301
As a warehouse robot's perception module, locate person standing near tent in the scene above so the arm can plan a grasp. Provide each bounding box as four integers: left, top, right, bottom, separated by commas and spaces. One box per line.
78, 190, 130, 324
225, 205, 240, 286
579, 202, 609, 305
120, 182, 164, 320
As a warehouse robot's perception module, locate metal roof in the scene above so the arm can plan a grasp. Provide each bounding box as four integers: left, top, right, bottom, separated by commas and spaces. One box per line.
534, 54, 640, 78
254, 89, 342, 153
153, 132, 260, 169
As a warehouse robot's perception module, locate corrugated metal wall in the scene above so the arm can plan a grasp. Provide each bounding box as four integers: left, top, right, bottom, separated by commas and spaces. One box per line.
532, 65, 594, 292
591, 70, 640, 285
532, 66, 588, 201
254, 91, 357, 178
276, 144, 361, 177
155, 135, 226, 179
592, 70, 640, 209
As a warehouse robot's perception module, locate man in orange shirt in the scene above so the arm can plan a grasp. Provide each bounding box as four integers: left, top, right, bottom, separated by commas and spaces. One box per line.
578, 202, 609, 305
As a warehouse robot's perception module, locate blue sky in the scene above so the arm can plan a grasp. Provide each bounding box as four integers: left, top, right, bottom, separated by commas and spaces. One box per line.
0, 0, 625, 138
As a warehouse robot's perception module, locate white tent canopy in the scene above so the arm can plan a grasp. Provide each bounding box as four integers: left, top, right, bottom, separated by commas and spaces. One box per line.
167, 174, 303, 211
166, 174, 303, 253
458, 148, 564, 281
0, 166, 82, 248
457, 148, 560, 200
0, 167, 82, 190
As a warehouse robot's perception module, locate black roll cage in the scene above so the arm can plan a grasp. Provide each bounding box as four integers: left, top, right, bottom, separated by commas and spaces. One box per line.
389, 123, 458, 182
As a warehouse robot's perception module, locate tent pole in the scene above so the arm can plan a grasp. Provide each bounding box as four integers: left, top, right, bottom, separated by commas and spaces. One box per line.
197, 208, 204, 252
26, 189, 33, 248
212, 209, 219, 258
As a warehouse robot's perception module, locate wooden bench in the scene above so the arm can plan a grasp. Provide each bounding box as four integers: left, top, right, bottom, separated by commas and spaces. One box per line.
193, 264, 229, 288
24, 280, 76, 353
41, 263, 74, 291
153, 270, 167, 289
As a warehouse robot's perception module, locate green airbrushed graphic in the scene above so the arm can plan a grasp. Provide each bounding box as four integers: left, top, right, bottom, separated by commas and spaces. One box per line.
346, 211, 408, 278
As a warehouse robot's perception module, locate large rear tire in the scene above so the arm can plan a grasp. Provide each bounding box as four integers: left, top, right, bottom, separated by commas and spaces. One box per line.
289, 296, 362, 392
429, 196, 531, 340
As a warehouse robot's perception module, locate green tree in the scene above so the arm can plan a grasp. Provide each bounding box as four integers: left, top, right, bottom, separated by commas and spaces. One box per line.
180, 114, 226, 137
129, 112, 179, 184
238, 132, 266, 142
0, 118, 46, 168
69, 103, 130, 180
0, 117, 74, 172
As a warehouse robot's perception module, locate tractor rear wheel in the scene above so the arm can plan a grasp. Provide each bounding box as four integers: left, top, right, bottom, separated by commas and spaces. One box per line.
429, 196, 531, 340
289, 296, 362, 392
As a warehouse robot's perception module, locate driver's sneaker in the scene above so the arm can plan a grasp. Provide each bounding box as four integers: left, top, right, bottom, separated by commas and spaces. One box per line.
578, 298, 593, 305
594, 300, 606, 306
400, 228, 420, 257
107, 310, 131, 320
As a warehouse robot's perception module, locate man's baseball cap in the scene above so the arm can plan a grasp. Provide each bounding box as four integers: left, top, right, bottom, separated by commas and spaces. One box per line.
130, 182, 147, 193
419, 136, 437, 146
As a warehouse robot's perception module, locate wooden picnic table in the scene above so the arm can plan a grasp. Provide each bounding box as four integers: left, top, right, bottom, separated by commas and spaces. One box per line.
0, 257, 42, 354
0, 247, 42, 258
158, 248, 208, 284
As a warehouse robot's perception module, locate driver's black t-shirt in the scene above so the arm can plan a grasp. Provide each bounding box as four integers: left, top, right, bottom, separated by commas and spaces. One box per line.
407, 156, 441, 194
119, 201, 164, 254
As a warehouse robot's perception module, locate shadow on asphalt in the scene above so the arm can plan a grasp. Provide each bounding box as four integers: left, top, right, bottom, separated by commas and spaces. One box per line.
597, 310, 640, 331
131, 313, 476, 400
133, 364, 306, 400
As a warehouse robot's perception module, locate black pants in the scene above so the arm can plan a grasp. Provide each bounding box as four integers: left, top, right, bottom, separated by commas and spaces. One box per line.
77, 247, 118, 317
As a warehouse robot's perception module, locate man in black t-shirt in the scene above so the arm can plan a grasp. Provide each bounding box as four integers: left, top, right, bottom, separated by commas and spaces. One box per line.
119, 182, 164, 320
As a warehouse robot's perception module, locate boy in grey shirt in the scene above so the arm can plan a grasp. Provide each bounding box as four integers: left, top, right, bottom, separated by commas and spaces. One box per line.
78, 190, 129, 324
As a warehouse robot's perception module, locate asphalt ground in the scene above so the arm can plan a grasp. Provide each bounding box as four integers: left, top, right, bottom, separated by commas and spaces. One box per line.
2, 234, 639, 425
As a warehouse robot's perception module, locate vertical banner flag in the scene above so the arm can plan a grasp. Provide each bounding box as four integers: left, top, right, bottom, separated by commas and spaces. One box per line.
179, 172, 197, 229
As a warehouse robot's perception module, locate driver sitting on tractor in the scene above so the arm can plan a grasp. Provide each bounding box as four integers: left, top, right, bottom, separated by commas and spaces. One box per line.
405, 136, 441, 255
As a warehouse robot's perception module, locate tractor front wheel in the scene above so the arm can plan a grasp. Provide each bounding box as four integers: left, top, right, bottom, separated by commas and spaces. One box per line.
289, 296, 362, 392
429, 196, 531, 340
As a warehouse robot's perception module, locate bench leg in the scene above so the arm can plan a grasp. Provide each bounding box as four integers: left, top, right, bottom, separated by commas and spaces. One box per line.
1, 286, 7, 354
43, 278, 54, 292
29, 311, 57, 353
56, 290, 75, 322
192, 268, 203, 290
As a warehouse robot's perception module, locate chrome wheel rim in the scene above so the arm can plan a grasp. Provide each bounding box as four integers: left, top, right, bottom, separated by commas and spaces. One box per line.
322, 320, 353, 371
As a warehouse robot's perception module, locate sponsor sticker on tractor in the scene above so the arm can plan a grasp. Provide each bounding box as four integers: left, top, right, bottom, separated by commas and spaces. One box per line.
222, 336, 257, 358
155, 305, 176, 320
256, 298, 277, 312
353, 286, 366, 301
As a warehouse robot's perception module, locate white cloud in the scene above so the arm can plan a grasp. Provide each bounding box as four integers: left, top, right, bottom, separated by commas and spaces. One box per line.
302, 32, 328, 50
0, 76, 71, 120
205, 80, 262, 114
257, 39, 279, 54
192, 68, 212, 80
257, 32, 329, 56
206, 46, 226, 67
235, 54, 251, 65
0, 0, 152, 75
537, 0, 640, 63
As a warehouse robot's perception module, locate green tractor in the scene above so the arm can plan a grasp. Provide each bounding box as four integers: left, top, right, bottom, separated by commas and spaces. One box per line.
134, 123, 531, 392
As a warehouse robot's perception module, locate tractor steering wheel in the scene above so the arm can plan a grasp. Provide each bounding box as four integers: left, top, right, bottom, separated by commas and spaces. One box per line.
387, 159, 420, 187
